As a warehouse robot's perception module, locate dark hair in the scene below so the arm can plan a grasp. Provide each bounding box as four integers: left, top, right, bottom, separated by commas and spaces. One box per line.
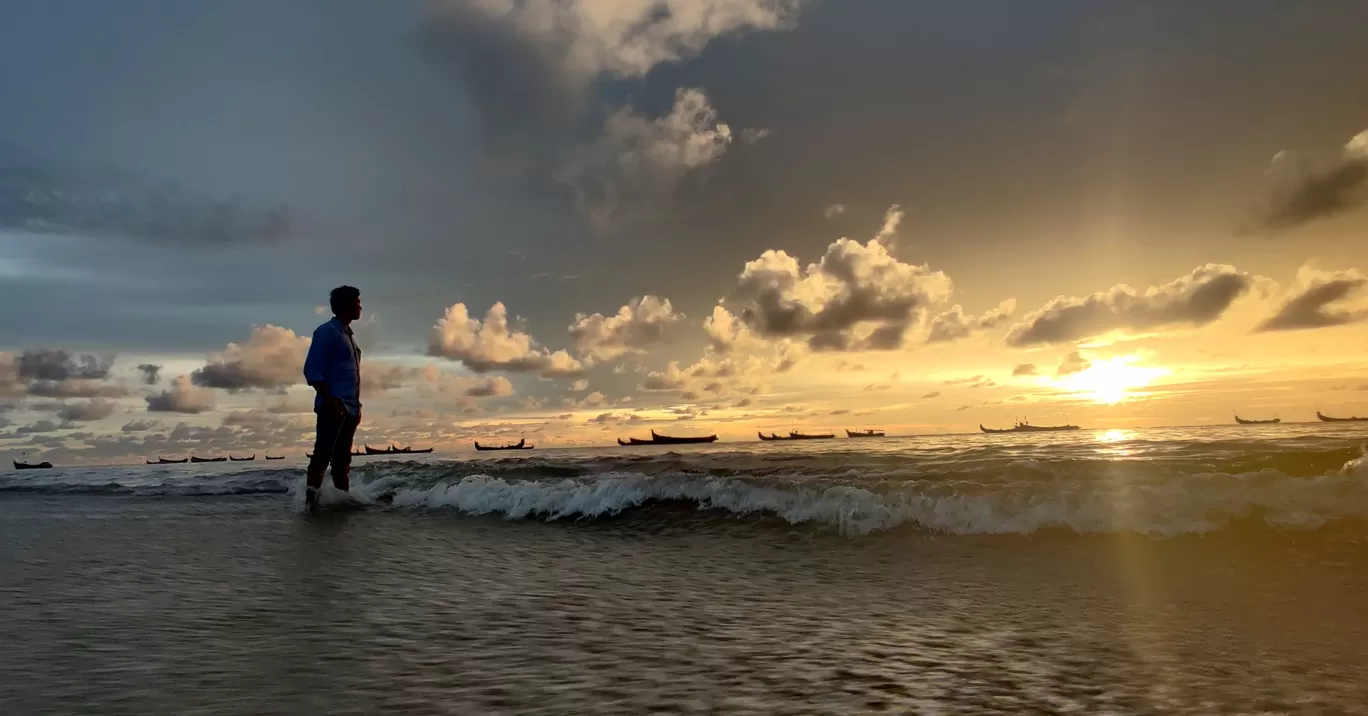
329, 285, 360, 314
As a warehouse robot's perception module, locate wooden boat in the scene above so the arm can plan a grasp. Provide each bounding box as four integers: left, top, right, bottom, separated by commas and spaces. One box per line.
229, 454, 255, 461
980, 421, 1080, 434
1316, 411, 1368, 422
846, 429, 886, 438
190, 456, 227, 463
364, 444, 435, 455
1234, 415, 1280, 425
474, 438, 533, 451
618, 430, 718, 446
14, 460, 53, 470
264, 455, 285, 460
146, 457, 188, 465
757, 431, 837, 441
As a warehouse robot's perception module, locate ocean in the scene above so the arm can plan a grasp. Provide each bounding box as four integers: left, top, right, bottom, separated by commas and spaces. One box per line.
3, 424, 1368, 714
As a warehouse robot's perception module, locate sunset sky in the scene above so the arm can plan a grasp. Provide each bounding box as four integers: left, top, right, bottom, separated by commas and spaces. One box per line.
3, 0, 1368, 465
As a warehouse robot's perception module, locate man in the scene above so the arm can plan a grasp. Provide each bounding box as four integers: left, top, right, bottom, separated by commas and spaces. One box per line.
301, 285, 363, 511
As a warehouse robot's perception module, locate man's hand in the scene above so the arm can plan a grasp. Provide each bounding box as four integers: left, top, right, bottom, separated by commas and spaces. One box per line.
325, 395, 347, 416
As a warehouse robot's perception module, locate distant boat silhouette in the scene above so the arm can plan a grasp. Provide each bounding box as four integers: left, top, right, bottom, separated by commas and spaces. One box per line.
1316, 411, 1367, 423
980, 420, 1080, 434
364, 444, 434, 455
618, 430, 718, 445
146, 457, 188, 465
758, 431, 836, 441
190, 456, 227, 463
1234, 415, 1280, 425
229, 454, 255, 461
14, 460, 53, 470
264, 455, 285, 460
474, 438, 533, 451
307, 449, 365, 458
845, 429, 886, 438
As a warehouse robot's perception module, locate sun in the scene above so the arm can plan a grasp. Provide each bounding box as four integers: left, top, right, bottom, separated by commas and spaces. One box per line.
1055, 355, 1169, 405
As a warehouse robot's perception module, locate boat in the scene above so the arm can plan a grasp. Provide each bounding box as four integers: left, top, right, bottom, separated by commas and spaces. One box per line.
618, 430, 718, 446
146, 457, 188, 465
14, 460, 53, 470
474, 438, 533, 451
364, 444, 435, 455
1234, 415, 1280, 425
846, 429, 886, 438
229, 454, 255, 461
757, 431, 837, 441
190, 456, 227, 463
1316, 411, 1368, 422
979, 421, 1080, 434
264, 455, 285, 460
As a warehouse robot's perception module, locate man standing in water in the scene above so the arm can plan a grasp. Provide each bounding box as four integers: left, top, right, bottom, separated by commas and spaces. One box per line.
302, 285, 363, 511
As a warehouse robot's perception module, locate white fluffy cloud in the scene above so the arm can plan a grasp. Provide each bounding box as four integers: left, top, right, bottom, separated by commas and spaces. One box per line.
569, 295, 684, 363
429, 302, 585, 379
191, 325, 311, 391
146, 375, 217, 414
1006, 264, 1255, 347
726, 211, 953, 350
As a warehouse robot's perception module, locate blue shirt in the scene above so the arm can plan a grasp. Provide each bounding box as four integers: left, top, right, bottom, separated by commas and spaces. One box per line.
302, 317, 361, 415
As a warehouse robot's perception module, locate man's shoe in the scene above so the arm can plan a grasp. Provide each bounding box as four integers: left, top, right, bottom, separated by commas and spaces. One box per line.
305, 486, 319, 512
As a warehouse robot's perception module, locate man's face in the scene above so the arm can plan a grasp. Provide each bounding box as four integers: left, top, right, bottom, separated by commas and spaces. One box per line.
337, 296, 362, 322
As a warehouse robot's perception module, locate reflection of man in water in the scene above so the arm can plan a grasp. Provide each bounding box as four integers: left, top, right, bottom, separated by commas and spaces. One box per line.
302, 285, 362, 511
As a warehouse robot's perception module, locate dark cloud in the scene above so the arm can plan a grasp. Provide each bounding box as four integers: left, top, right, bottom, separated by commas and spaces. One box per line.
921, 391, 941, 399
17, 349, 114, 382
1255, 268, 1368, 332
54, 398, 117, 423
26, 379, 128, 399
137, 364, 162, 385
943, 375, 984, 385
0, 151, 291, 247
955, 405, 971, 412
1252, 129, 1368, 231
1013, 363, 1038, 377
190, 325, 310, 391
1006, 264, 1254, 347
146, 375, 216, 414
121, 419, 159, 433
16, 419, 62, 434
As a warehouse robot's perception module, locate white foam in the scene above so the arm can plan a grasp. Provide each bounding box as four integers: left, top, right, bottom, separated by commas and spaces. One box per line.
380, 455, 1368, 537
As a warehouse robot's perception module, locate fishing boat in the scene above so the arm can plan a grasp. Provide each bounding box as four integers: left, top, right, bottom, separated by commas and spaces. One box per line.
190, 456, 227, 463
1234, 415, 1280, 425
618, 430, 718, 446
229, 454, 255, 462
1316, 411, 1368, 422
146, 457, 188, 465
264, 455, 284, 460
474, 438, 533, 451
757, 431, 837, 441
846, 429, 886, 438
980, 420, 1080, 434
14, 460, 53, 470
364, 444, 435, 455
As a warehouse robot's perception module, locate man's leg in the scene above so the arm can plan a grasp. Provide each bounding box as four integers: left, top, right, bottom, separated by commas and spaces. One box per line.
305, 410, 343, 510
329, 413, 359, 491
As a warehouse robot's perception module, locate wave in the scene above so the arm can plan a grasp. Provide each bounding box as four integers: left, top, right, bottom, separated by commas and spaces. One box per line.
6, 448, 1367, 537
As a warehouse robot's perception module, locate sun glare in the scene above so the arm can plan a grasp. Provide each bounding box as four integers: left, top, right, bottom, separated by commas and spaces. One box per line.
1055, 355, 1169, 405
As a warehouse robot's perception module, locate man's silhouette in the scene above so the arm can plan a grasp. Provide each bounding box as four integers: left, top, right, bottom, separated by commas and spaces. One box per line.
301, 285, 362, 511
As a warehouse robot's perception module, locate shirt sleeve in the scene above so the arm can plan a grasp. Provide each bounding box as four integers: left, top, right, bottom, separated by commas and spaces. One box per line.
302, 326, 328, 385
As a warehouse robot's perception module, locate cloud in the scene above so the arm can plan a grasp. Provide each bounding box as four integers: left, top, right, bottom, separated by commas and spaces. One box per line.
1006, 264, 1254, 347
190, 325, 310, 391
927, 298, 1017, 343
0, 152, 292, 246
1056, 351, 1091, 377
429, 302, 586, 378
121, 419, 159, 433
17, 349, 114, 382
921, 391, 941, 399
465, 376, 516, 398
360, 362, 417, 392
1255, 267, 1368, 332
417, 365, 517, 400
569, 295, 684, 363
16, 419, 62, 434
569, 379, 589, 392
137, 364, 162, 385
1252, 128, 1368, 231
556, 88, 752, 226
1013, 363, 1039, 377
146, 375, 216, 414
727, 209, 953, 350
955, 405, 972, 412
26, 379, 129, 399
55, 398, 117, 422
823, 204, 845, 219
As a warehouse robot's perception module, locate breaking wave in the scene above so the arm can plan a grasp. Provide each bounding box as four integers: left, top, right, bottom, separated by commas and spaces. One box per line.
4, 444, 1366, 537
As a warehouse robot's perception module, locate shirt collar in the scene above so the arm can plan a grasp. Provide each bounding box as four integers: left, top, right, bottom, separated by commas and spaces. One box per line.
330, 317, 354, 336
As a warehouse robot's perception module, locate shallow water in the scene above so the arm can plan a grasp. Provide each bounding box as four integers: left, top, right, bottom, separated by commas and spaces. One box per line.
4, 425, 1368, 714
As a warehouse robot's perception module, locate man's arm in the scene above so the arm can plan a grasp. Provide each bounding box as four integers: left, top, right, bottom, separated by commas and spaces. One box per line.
303, 327, 344, 414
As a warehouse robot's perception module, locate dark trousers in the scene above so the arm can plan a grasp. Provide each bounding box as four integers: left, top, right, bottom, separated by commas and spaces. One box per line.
307, 409, 359, 491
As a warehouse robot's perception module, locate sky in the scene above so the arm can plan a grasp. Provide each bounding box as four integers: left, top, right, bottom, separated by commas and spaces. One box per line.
3, 0, 1368, 465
